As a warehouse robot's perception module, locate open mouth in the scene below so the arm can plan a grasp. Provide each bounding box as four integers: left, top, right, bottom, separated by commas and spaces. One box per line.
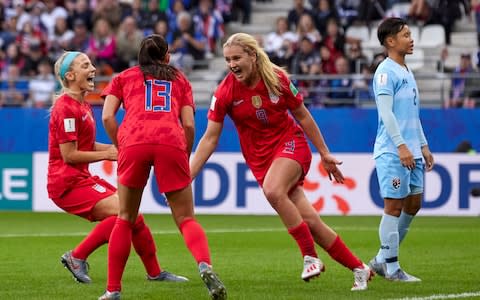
86, 75, 95, 84
231, 67, 242, 78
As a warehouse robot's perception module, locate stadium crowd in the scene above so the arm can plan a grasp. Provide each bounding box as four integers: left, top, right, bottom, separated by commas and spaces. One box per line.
0, 0, 478, 108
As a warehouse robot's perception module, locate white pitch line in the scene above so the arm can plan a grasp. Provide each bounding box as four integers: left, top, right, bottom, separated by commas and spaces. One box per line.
0, 225, 476, 238
387, 291, 480, 300
0, 227, 286, 238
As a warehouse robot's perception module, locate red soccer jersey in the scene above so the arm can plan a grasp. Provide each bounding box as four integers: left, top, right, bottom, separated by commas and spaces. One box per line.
208, 70, 305, 175
47, 94, 96, 199
101, 66, 194, 151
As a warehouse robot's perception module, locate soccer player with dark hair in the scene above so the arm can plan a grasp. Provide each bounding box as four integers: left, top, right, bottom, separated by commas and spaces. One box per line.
100, 35, 226, 300
369, 17, 434, 282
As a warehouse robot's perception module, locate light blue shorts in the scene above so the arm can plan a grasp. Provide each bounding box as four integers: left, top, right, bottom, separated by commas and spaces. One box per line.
375, 153, 424, 199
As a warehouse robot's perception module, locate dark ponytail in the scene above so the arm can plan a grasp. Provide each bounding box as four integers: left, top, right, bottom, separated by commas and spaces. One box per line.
138, 34, 178, 81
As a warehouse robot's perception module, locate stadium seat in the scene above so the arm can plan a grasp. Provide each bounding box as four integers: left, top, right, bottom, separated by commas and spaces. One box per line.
405, 47, 424, 71
364, 26, 382, 50
345, 25, 370, 44
418, 25, 446, 48
409, 25, 420, 45
387, 3, 411, 18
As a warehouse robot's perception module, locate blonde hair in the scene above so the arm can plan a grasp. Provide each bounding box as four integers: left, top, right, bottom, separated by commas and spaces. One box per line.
223, 33, 286, 97
52, 51, 82, 106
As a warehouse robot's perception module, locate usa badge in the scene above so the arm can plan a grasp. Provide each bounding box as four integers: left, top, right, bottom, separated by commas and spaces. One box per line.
252, 95, 262, 108
269, 93, 279, 104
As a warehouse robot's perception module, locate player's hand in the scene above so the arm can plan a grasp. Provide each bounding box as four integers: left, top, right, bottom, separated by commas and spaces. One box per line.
422, 145, 434, 172
398, 144, 415, 170
321, 153, 344, 183
105, 145, 118, 161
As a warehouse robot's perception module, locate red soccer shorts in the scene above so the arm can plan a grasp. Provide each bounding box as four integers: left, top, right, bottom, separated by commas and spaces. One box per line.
52, 176, 116, 221
253, 134, 312, 187
117, 144, 191, 192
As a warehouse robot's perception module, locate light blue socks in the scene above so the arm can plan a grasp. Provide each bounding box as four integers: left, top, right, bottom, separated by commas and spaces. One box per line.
375, 213, 400, 275
398, 211, 414, 243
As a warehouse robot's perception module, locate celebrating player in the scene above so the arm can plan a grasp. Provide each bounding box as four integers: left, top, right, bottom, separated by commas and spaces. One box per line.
100, 35, 227, 300
190, 32, 373, 291
47, 51, 186, 285
369, 17, 434, 281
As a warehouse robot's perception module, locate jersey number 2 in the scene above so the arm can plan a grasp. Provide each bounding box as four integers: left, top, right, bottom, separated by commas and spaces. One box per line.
145, 79, 171, 112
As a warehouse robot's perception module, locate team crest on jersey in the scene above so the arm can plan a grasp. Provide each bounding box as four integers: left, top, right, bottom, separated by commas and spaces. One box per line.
392, 177, 401, 190
269, 93, 279, 104
289, 82, 298, 96
92, 183, 106, 193
251, 95, 262, 108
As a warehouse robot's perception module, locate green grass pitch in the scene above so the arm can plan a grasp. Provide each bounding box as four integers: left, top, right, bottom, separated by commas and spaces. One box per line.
0, 212, 479, 300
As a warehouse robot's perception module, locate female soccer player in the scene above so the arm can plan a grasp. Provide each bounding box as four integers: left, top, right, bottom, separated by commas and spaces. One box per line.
100, 35, 227, 300
48, 51, 186, 286
190, 33, 372, 291
369, 17, 434, 282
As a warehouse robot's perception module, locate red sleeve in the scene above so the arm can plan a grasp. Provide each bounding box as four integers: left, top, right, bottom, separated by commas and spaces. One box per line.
54, 102, 80, 144
101, 73, 123, 100
207, 76, 230, 123
280, 72, 303, 111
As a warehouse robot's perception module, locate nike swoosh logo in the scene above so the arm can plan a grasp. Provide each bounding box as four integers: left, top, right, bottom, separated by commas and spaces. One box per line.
82, 114, 88, 121
233, 100, 244, 106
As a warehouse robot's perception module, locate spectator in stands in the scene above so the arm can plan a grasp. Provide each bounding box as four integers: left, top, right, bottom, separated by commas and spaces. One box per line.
41, 0, 68, 37
287, 0, 313, 31
49, 17, 75, 60
322, 18, 345, 62
86, 18, 117, 70
264, 16, 297, 69
92, 0, 123, 30
319, 43, 336, 73
311, 0, 339, 35
69, 0, 93, 31
1, 43, 26, 78
448, 53, 476, 108
28, 58, 56, 108
170, 11, 207, 74
139, 0, 168, 33
291, 36, 322, 103
0, 64, 29, 107
153, 19, 173, 44
22, 44, 46, 76
0, 14, 17, 53
116, 16, 144, 70
429, 0, 471, 45
231, 0, 252, 24
16, 19, 48, 57
12, 0, 31, 33
407, 0, 431, 23
67, 18, 91, 52
296, 13, 322, 46
326, 55, 355, 106
192, 0, 225, 57
357, 0, 387, 26
214, 0, 233, 24
346, 40, 368, 73
336, 0, 360, 28
167, 0, 186, 35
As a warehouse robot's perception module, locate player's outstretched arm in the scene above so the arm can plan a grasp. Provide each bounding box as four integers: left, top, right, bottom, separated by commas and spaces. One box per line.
190, 120, 223, 179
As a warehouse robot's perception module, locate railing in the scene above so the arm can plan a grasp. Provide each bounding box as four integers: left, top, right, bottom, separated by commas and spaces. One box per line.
2, 72, 480, 108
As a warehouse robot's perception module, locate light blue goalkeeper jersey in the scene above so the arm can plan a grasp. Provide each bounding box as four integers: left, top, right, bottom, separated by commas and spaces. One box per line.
373, 57, 422, 159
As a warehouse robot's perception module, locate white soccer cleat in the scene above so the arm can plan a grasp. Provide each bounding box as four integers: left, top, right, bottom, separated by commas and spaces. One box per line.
386, 268, 421, 282
351, 263, 374, 291
301, 255, 324, 282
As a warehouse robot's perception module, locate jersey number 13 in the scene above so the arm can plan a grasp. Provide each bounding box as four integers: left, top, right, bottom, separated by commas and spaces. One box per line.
145, 79, 172, 112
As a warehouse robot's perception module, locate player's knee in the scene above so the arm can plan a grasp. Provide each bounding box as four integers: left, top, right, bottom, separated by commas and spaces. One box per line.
263, 187, 285, 207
